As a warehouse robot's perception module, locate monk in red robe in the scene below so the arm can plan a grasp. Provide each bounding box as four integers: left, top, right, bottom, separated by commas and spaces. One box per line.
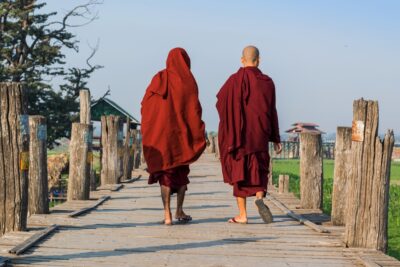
141, 48, 206, 225
216, 46, 282, 224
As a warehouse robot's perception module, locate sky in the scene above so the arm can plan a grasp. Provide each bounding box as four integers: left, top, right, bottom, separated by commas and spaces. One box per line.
43, 1, 400, 134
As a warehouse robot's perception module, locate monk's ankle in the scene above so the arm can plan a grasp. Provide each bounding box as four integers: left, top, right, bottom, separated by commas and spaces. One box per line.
175, 210, 185, 218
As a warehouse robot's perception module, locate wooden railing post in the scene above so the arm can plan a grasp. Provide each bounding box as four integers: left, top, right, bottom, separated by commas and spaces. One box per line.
79, 89, 91, 124
0, 83, 29, 234
79, 89, 95, 191
299, 133, 323, 209
344, 99, 394, 252
122, 117, 134, 181
132, 129, 140, 169
278, 175, 290, 194
214, 136, 220, 159
101, 115, 122, 184
331, 127, 352, 225
67, 123, 92, 201
207, 133, 215, 153
28, 116, 49, 215
267, 157, 273, 189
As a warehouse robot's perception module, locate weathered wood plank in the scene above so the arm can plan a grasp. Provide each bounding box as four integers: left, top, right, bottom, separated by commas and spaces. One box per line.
96, 184, 123, 192
121, 175, 142, 184
9, 224, 58, 255
266, 194, 330, 233
68, 196, 110, 217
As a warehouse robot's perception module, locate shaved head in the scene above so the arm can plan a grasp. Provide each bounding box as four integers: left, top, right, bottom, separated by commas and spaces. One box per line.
241, 45, 260, 67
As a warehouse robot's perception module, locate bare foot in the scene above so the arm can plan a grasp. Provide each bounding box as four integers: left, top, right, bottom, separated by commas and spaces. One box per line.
164, 211, 173, 225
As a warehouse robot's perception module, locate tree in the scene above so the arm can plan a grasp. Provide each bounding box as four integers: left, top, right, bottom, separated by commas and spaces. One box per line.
0, 0, 102, 148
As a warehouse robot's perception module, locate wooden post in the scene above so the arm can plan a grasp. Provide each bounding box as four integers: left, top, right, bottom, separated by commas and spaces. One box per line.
0, 83, 29, 234
267, 157, 273, 190
118, 120, 124, 179
129, 129, 136, 173
344, 99, 394, 252
214, 136, 220, 159
122, 117, 134, 180
331, 127, 352, 226
90, 170, 97, 191
278, 175, 284, 193
207, 133, 215, 153
278, 175, 290, 194
132, 129, 140, 169
79, 90, 91, 124
79, 89, 95, 191
67, 123, 92, 201
101, 115, 122, 184
28, 116, 49, 215
300, 133, 323, 209
138, 130, 147, 169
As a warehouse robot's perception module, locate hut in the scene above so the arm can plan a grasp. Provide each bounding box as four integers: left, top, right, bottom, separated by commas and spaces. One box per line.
285, 122, 324, 142
91, 97, 140, 129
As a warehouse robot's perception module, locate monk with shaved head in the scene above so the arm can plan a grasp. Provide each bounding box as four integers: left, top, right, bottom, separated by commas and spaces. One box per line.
217, 45, 282, 224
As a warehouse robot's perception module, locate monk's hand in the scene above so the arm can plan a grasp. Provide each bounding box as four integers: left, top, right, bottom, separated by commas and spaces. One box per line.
274, 143, 282, 154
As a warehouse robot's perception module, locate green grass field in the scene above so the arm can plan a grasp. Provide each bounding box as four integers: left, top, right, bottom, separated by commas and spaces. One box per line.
272, 159, 400, 259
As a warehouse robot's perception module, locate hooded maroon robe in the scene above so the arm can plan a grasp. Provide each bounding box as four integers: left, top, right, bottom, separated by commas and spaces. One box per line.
216, 67, 280, 197
141, 48, 206, 191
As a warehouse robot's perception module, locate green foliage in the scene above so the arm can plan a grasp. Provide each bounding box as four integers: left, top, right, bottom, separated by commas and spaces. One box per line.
391, 161, 400, 180
389, 185, 400, 259
0, 0, 101, 148
272, 159, 400, 259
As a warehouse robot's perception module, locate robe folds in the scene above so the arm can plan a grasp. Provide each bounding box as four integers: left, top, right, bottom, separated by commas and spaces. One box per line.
141, 48, 206, 189
148, 165, 190, 193
216, 67, 280, 197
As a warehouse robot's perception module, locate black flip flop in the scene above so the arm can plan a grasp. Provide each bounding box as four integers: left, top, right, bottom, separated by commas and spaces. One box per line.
255, 199, 273, 224
176, 215, 192, 224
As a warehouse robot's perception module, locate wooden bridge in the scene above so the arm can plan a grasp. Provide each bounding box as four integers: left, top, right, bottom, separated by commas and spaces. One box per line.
0, 154, 398, 267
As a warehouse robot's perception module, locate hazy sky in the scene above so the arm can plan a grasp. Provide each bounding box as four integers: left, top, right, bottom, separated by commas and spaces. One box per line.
44, 1, 400, 133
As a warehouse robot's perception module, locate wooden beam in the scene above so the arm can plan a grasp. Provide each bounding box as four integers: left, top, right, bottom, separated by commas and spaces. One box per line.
266, 194, 330, 233
68, 196, 110, 218
96, 184, 123, 191
9, 224, 58, 255
121, 175, 142, 184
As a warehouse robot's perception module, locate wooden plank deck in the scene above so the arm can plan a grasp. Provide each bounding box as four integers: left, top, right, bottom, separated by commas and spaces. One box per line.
0, 154, 399, 266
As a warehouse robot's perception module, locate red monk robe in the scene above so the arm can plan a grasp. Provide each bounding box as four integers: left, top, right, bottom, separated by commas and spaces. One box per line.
141, 48, 206, 192
216, 66, 280, 197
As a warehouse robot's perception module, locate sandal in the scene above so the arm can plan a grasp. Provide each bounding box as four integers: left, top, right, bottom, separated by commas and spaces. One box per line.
228, 217, 247, 224
255, 199, 273, 224
176, 215, 192, 224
